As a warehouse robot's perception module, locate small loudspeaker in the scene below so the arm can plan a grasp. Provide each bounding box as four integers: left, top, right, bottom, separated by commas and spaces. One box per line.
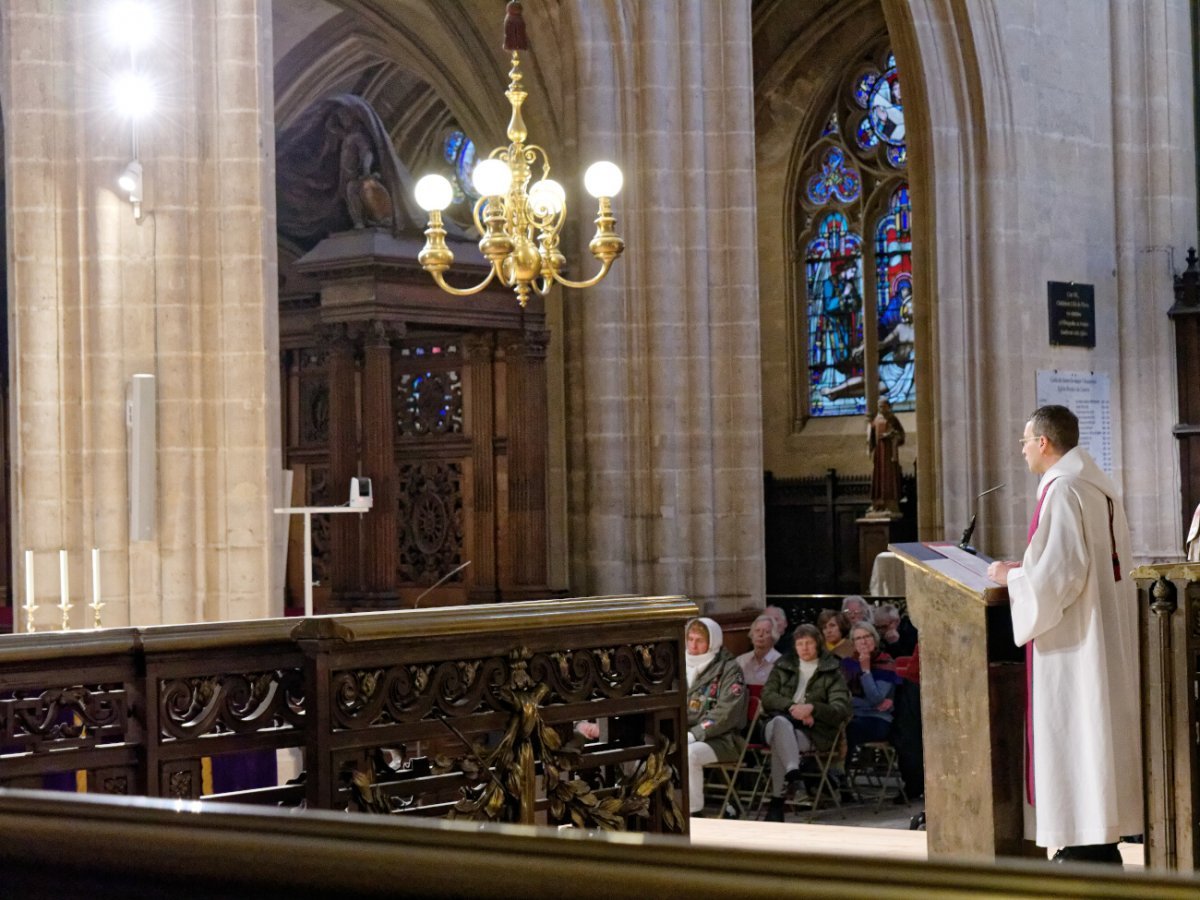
127, 374, 156, 541
349, 476, 373, 509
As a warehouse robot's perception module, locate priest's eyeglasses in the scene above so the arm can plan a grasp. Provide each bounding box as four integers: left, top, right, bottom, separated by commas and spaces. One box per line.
1018, 435, 1044, 446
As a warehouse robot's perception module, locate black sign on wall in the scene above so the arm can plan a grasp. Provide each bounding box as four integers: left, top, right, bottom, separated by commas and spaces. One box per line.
1047, 281, 1095, 348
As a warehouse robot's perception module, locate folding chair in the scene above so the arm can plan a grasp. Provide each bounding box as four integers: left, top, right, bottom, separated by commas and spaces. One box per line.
847, 739, 907, 811
793, 718, 849, 821
753, 716, 849, 822
702, 685, 768, 818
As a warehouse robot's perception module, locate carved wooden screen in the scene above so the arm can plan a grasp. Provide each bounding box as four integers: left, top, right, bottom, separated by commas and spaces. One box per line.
392, 338, 471, 604
282, 347, 333, 609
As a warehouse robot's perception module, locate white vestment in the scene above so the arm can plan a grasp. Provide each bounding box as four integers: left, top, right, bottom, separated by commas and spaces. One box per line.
1007, 447, 1142, 848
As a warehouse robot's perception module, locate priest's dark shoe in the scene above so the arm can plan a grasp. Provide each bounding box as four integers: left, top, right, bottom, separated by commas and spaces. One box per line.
764, 796, 786, 822
1052, 843, 1122, 865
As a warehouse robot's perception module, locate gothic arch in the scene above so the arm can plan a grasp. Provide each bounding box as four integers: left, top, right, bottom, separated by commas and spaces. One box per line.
881, 0, 1016, 542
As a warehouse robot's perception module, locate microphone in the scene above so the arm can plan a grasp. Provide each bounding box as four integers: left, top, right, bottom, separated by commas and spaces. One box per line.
413, 560, 472, 607
958, 483, 1005, 554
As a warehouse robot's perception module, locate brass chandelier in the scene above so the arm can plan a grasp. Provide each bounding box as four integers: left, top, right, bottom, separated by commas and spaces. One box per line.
414, 1, 624, 308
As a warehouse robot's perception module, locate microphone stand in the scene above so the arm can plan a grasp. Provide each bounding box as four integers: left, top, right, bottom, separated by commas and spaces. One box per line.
957, 483, 1005, 555
958, 514, 979, 554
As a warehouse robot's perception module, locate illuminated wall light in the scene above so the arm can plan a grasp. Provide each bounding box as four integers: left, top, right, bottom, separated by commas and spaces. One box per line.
106, 0, 158, 52
111, 72, 156, 120
118, 160, 143, 202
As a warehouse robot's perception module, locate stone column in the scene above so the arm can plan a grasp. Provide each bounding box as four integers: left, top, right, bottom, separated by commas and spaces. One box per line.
356, 319, 400, 606
564, 0, 764, 613
2, 1, 281, 626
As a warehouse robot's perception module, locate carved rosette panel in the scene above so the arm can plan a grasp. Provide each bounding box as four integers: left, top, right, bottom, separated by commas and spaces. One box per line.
102, 774, 130, 794
0, 685, 128, 751
94, 767, 134, 795
329, 643, 677, 732
331, 658, 508, 730
397, 462, 464, 586
158, 669, 305, 742
165, 765, 197, 800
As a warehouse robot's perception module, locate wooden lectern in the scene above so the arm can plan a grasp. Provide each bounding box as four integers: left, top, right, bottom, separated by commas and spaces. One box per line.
890, 541, 1034, 861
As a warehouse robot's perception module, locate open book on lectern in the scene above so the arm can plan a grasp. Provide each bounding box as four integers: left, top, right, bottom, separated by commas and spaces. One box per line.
889, 541, 1001, 595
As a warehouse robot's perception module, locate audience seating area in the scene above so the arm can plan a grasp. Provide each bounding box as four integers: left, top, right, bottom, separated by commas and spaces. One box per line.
705, 593, 920, 824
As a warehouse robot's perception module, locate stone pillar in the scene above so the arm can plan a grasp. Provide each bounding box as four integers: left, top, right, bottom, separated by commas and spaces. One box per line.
325, 327, 358, 603
564, 0, 764, 613
503, 330, 550, 593
2, 2, 281, 626
356, 320, 400, 605
464, 334, 498, 603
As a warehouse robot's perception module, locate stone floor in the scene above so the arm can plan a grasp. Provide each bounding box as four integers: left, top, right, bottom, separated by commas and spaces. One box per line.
692, 791, 1145, 867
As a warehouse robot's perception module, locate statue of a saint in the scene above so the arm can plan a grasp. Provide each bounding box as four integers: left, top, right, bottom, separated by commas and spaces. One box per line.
1187, 502, 1200, 561
867, 398, 905, 517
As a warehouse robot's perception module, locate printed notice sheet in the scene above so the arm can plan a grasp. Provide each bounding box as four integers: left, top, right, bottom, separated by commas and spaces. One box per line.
1035, 369, 1113, 475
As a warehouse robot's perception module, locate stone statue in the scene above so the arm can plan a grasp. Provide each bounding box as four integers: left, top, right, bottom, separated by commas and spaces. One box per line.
328, 107, 393, 229
275, 94, 432, 251
1187, 502, 1200, 562
867, 398, 904, 517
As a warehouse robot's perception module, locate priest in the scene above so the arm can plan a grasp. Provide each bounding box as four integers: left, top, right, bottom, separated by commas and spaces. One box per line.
986, 404, 1141, 865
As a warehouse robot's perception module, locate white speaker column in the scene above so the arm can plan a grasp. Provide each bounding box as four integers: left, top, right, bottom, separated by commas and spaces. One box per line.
127, 374, 156, 541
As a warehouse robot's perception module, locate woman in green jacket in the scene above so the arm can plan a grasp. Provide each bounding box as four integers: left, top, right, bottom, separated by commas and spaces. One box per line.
685, 617, 748, 816
760, 623, 852, 821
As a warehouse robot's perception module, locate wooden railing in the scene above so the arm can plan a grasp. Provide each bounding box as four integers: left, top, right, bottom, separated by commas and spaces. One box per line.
1, 788, 1197, 898
0, 595, 695, 834
1134, 563, 1200, 870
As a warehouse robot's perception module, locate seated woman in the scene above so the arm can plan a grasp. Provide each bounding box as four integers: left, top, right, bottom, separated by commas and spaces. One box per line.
685, 617, 748, 817
840, 621, 903, 753
841, 595, 875, 627
761, 624, 851, 821
816, 609, 853, 659
735, 614, 782, 686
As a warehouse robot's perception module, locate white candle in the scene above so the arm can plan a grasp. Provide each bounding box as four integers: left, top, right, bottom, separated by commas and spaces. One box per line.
24, 549, 34, 632
91, 547, 100, 607
59, 549, 68, 609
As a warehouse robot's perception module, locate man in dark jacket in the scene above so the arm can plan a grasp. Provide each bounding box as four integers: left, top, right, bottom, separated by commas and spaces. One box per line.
760, 624, 852, 821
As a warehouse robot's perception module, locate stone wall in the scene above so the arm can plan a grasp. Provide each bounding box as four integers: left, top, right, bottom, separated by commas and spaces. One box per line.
1, 1, 282, 626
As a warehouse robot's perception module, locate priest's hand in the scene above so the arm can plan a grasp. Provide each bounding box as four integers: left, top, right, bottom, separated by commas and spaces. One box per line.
987, 560, 1020, 585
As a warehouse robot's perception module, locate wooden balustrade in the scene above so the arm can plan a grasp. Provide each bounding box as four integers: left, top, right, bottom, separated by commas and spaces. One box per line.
0, 595, 695, 835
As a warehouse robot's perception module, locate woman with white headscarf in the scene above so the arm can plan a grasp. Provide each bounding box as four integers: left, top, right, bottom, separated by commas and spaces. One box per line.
685, 617, 748, 816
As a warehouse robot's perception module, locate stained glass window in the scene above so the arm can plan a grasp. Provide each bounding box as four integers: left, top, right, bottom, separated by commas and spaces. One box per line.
806, 147, 861, 206
797, 47, 912, 420
874, 184, 914, 410
806, 212, 865, 417
442, 130, 478, 203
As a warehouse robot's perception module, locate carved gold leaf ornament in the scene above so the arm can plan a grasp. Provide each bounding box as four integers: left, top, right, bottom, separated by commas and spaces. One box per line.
437, 648, 683, 832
